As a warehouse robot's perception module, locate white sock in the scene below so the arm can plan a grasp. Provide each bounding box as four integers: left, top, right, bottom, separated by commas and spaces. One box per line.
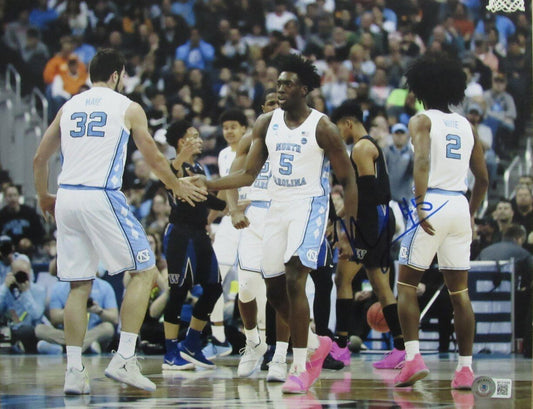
457, 355, 472, 371
66, 346, 83, 370
273, 341, 289, 363
244, 327, 260, 346
291, 348, 307, 373
212, 325, 226, 343
307, 327, 319, 350
404, 340, 420, 361
117, 331, 137, 358
259, 328, 266, 345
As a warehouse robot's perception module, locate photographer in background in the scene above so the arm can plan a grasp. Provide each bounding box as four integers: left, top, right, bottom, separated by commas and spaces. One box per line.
35, 259, 118, 354
0, 235, 15, 283
0, 255, 46, 353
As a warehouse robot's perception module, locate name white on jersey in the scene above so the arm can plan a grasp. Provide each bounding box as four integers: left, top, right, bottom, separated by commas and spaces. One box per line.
58, 87, 132, 189
422, 109, 474, 192
265, 108, 330, 201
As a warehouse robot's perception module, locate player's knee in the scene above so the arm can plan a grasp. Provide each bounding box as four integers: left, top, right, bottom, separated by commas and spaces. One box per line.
239, 272, 263, 303
194, 282, 222, 321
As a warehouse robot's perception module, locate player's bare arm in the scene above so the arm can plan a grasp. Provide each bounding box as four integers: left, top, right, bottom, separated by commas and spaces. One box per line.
409, 113, 435, 235
126, 102, 207, 206
316, 117, 358, 258
203, 112, 271, 191
227, 132, 253, 229
33, 107, 63, 220
351, 138, 379, 177
468, 124, 489, 217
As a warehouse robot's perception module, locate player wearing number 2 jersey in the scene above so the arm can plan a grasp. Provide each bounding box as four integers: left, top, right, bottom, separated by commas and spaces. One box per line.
395, 52, 489, 390
33, 49, 206, 395
194, 54, 358, 393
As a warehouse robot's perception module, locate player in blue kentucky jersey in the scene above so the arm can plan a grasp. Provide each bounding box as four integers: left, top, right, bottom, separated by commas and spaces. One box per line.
193, 54, 358, 393
394, 52, 488, 389
33, 48, 206, 395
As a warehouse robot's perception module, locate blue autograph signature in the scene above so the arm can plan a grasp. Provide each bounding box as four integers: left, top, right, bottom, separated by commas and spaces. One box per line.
393, 195, 449, 244
332, 195, 449, 264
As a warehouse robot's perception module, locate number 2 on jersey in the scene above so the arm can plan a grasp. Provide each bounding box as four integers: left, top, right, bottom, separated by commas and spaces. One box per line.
70, 111, 108, 138
445, 134, 461, 159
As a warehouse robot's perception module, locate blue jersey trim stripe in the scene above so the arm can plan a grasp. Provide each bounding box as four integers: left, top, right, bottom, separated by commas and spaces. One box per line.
427, 188, 465, 196
250, 200, 270, 208
104, 190, 136, 271
105, 128, 129, 189
59, 184, 119, 191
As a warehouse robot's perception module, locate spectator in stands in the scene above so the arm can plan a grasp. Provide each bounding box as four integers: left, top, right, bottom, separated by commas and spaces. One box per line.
218, 27, 249, 71
0, 255, 46, 353
0, 185, 45, 247
176, 28, 215, 71
483, 72, 517, 154
19, 27, 49, 93
471, 217, 500, 260
465, 101, 498, 189
384, 123, 414, 204
0, 236, 15, 284
61, 0, 90, 37
35, 261, 118, 355
493, 199, 514, 241
29, 0, 59, 33
474, 11, 515, 51
500, 34, 531, 139
49, 55, 90, 116
265, 0, 297, 34
144, 192, 171, 239
477, 223, 532, 345
158, 14, 190, 62
3, 6, 32, 54
512, 184, 533, 243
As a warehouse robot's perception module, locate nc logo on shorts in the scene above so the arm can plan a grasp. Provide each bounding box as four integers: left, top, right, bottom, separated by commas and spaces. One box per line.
272, 124, 279, 131
400, 246, 408, 259
306, 249, 318, 262
136, 249, 151, 263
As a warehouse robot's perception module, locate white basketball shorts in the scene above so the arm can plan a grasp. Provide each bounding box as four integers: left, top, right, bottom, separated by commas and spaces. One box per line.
238, 201, 269, 273
262, 195, 329, 278
56, 187, 155, 281
398, 189, 471, 271
212, 214, 241, 266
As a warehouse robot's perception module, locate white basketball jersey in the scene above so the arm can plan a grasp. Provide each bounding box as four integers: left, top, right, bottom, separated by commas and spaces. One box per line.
422, 109, 474, 192
58, 87, 132, 189
217, 146, 237, 177
265, 108, 330, 201
244, 159, 271, 202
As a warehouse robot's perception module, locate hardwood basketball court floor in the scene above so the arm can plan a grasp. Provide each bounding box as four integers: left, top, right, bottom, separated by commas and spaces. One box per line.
1, 352, 531, 408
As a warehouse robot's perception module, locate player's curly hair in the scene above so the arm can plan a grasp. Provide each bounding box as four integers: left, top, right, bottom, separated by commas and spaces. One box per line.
166, 120, 192, 148
276, 54, 321, 94
405, 51, 466, 109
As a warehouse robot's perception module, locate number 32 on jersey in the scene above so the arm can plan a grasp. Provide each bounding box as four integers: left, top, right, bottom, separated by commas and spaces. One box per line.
70, 111, 108, 138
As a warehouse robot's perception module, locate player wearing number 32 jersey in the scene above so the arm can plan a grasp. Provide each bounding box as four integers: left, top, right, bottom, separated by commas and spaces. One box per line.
33, 49, 206, 395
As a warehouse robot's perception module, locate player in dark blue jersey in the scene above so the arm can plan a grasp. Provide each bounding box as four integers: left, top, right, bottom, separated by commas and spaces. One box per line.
161, 120, 226, 370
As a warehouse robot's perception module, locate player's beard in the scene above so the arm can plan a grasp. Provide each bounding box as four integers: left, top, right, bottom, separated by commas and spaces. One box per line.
114, 76, 121, 93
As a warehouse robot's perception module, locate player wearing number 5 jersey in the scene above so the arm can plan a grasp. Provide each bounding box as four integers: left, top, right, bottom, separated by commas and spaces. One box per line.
33, 49, 206, 395
395, 52, 489, 390
193, 54, 358, 393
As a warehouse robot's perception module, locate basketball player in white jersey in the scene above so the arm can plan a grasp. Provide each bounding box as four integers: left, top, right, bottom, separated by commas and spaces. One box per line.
202, 109, 248, 358
394, 52, 488, 389
33, 49, 206, 394
193, 54, 358, 393
222, 89, 291, 381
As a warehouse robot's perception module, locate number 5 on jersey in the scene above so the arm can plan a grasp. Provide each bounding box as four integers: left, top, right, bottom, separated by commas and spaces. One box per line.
70, 111, 108, 138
